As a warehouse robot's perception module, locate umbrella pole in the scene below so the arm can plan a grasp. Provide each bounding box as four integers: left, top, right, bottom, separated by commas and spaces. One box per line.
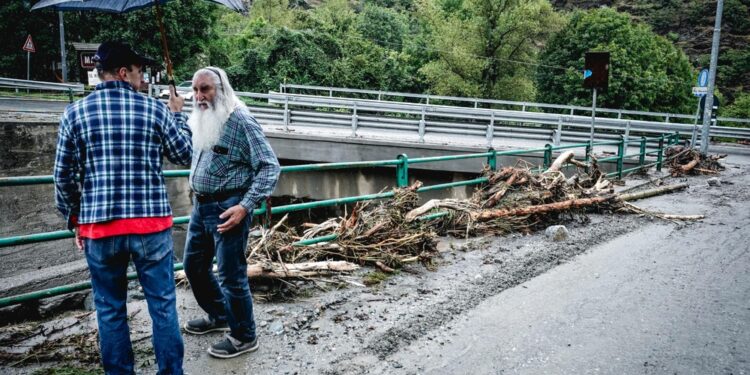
153, 0, 174, 86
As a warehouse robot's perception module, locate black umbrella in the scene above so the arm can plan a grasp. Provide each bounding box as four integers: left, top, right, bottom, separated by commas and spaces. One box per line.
31, 0, 247, 84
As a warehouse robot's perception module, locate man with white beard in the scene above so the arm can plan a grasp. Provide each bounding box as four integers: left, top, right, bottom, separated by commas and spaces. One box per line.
181, 67, 280, 358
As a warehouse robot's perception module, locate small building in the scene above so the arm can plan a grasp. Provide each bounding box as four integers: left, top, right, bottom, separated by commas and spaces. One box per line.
71, 42, 99, 86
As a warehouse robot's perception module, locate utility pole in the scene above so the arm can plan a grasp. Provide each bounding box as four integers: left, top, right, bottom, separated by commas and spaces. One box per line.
58, 11, 67, 82
700, 0, 723, 155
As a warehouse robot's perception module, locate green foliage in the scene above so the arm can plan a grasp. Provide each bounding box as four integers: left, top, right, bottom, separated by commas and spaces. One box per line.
356, 4, 407, 51
226, 27, 340, 92
535, 8, 694, 113
724, 92, 750, 120
416, 0, 564, 100
0, 0, 220, 82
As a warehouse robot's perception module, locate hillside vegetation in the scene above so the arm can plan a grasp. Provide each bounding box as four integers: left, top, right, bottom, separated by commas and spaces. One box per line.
1, 0, 747, 115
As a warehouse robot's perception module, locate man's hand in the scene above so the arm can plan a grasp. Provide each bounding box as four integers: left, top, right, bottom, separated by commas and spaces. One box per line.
74, 228, 84, 251
218, 205, 248, 233
168, 84, 185, 113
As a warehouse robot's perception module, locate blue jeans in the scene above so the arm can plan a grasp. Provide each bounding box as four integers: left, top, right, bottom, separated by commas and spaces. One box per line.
84, 229, 184, 375
183, 195, 257, 342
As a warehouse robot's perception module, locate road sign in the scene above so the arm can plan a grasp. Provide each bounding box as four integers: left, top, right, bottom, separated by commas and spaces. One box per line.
583, 52, 610, 90
22, 35, 35, 53
697, 69, 709, 87
692, 86, 708, 97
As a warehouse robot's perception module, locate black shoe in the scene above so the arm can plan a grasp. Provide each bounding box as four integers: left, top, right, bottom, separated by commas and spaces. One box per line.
183, 317, 230, 335
207, 334, 259, 359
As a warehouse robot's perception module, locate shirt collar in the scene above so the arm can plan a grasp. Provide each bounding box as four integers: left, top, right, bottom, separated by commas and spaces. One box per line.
95, 80, 134, 92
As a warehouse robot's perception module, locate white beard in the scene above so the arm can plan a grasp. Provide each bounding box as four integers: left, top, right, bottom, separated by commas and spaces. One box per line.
188, 103, 232, 152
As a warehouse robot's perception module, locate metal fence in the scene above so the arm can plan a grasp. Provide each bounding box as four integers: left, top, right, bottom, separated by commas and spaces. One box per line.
3, 77, 748, 148
0, 132, 680, 307
279, 83, 750, 127
0, 77, 85, 103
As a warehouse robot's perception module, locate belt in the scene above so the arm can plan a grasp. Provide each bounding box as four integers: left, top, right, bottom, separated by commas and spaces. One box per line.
193, 190, 243, 204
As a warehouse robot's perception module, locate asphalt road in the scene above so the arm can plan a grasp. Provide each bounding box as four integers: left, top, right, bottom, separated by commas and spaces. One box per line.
0, 98, 69, 113
375, 158, 750, 375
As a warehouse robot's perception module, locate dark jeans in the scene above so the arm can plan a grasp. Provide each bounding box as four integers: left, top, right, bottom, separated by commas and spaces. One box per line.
183, 195, 257, 342
83, 229, 184, 375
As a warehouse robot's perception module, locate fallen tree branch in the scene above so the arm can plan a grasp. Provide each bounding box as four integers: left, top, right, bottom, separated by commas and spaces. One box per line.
470, 195, 615, 222
618, 183, 689, 202
546, 151, 575, 173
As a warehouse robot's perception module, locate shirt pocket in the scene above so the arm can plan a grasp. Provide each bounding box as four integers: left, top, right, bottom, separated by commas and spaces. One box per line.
207, 153, 230, 176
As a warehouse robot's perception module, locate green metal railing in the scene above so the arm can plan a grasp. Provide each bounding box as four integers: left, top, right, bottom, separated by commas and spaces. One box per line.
0, 132, 678, 307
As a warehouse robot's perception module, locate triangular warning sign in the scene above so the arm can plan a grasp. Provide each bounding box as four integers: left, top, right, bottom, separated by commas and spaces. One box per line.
22, 35, 35, 53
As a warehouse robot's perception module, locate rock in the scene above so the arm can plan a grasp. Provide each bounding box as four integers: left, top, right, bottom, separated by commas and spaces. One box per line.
269, 320, 285, 335
545, 225, 569, 242
707, 177, 721, 186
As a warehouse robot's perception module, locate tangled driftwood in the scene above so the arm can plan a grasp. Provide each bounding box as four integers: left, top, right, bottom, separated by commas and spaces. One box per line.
665, 146, 725, 176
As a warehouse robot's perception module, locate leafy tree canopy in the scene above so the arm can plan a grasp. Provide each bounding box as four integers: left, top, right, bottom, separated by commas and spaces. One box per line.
535, 8, 694, 114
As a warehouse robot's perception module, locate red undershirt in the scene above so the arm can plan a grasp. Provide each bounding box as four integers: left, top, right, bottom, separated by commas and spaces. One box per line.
74, 216, 173, 239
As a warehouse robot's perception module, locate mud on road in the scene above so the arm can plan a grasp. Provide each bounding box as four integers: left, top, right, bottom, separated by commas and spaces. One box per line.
2, 155, 749, 375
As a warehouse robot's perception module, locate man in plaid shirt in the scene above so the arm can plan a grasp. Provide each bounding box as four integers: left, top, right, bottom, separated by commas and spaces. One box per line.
181, 66, 280, 358
53, 41, 191, 374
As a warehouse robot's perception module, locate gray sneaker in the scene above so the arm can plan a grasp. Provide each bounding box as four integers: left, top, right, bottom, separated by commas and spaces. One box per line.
207, 334, 259, 359
183, 317, 230, 335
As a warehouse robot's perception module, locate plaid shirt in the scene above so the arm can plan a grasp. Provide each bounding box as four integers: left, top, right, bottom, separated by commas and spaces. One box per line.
190, 106, 280, 212
54, 80, 193, 229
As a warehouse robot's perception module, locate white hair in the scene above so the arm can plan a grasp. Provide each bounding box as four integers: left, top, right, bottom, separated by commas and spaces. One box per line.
187, 66, 246, 151
192, 66, 245, 113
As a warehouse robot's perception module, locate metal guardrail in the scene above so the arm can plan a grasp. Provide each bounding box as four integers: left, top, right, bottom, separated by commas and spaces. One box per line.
0, 77, 85, 94
280, 83, 750, 126
257, 92, 750, 146
4, 79, 747, 148
0, 132, 680, 307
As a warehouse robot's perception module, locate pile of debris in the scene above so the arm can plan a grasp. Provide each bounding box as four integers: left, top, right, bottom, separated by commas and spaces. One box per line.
229, 151, 705, 283
0, 313, 99, 367
665, 146, 726, 176
408, 152, 618, 237
244, 183, 438, 278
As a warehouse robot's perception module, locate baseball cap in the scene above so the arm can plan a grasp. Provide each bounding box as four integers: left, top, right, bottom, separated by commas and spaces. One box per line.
93, 41, 157, 70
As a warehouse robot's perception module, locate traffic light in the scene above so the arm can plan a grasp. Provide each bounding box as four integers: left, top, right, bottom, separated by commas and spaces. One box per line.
583, 52, 610, 90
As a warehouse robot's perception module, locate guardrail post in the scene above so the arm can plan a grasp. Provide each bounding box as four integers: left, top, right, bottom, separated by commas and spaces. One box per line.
486, 112, 495, 147
487, 148, 497, 171
554, 116, 563, 146
585, 141, 592, 173
396, 154, 409, 187
617, 111, 622, 119
656, 136, 665, 172
570, 108, 575, 116
623, 120, 631, 152
283, 96, 290, 132
521, 104, 526, 112
474, 100, 478, 109
639, 136, 646, 166
259, 200, 269, 229
418, 107, 426, 143
67, 88, 74, 103
617, 135, 625, 179
543, 144, 553, 169
351, 101, 358, 137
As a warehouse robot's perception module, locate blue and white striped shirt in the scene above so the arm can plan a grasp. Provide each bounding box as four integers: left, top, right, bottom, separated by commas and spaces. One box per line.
54, 80, 193, 229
